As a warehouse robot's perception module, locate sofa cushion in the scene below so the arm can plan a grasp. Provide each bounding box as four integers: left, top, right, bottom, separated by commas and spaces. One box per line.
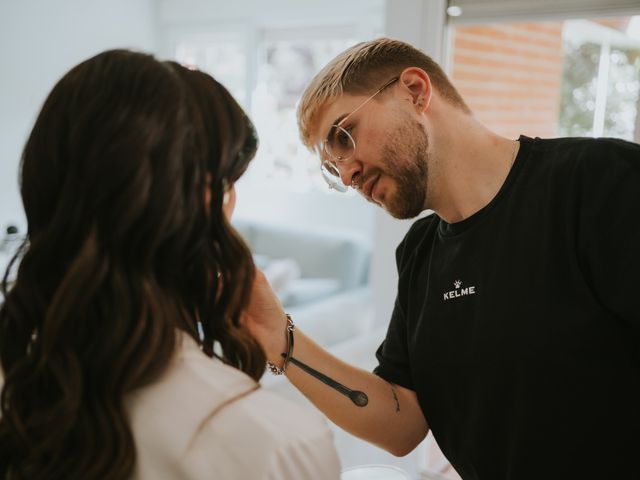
286, 286, 372, 348
262, 257, 301, 299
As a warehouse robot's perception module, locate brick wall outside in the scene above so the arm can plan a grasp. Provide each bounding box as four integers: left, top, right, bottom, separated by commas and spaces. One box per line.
450, 22, 565, 139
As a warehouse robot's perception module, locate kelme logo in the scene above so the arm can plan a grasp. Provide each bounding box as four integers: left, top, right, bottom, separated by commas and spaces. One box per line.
444, 279, 476, 301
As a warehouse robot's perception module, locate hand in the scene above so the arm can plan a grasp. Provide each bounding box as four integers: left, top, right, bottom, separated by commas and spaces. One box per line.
242, 268, 288, 364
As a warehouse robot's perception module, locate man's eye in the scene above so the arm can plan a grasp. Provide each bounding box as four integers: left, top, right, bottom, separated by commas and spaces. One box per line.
337, 128, 351, 147
339, 125, 356, 144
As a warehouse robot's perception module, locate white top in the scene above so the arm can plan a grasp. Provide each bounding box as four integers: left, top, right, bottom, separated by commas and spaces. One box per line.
126, 334, 341, 480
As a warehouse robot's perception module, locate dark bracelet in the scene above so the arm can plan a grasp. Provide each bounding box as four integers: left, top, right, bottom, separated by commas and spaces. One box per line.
266, 314, 294, 375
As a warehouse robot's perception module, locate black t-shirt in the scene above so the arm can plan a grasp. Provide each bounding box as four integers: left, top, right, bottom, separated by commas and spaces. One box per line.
374, 136, 640, 479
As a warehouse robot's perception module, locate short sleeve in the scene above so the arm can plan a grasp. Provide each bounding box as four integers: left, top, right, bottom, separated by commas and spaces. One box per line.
373, 217, 433, 390
577, 138, 640, 336
373, 295, 413, 389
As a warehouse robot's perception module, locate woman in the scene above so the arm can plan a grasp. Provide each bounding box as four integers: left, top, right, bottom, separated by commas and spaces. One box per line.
0, 49, 340, 479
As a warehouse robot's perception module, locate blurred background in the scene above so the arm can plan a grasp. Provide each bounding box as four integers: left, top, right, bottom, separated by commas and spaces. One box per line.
2, 1, 639, 478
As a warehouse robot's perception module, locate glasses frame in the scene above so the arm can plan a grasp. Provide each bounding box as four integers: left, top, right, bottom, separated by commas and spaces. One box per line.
319, 76, 399, 192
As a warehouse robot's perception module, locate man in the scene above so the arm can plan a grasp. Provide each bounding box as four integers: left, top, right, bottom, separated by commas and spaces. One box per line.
244, 38, 640, 479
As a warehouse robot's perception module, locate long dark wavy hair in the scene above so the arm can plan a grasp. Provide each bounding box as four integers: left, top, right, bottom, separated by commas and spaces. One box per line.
0, 49, 263, 479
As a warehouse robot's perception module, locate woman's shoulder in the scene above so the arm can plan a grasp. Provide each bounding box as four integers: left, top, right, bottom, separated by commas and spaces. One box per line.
127, 334, 257, 415
128, 334, 341, 479
186, 386, 340, 479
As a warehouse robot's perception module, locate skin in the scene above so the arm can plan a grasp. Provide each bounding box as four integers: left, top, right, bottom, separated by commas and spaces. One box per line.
223, 185, 236, 220
243, 67, 520, 456
205, 175, 236, 221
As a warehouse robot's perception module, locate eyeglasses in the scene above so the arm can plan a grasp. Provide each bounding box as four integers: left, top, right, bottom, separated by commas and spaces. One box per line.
319, 76, 399, 192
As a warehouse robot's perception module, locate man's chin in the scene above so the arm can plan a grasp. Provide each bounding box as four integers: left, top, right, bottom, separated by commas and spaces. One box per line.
384, 197, 425, 219
387, 208, 416, 220
368, 188, 423, 219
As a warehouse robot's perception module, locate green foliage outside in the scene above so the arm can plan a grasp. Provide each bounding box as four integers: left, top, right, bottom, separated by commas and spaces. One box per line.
558, 33, 640, 141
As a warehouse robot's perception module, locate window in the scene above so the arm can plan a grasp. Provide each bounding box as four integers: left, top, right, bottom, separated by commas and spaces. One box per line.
174, 31, 247, 106
249, 29, 358, 192
447, 14, 640, 141
559, 18, 640, 140
161, 2, 383, 236
173, 27, 359, 192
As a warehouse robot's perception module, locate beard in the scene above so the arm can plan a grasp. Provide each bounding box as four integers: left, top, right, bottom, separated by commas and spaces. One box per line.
378, 117, 430, 219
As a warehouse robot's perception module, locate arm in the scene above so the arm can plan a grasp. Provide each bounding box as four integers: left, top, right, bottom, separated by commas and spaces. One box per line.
244, 269, 429, 456
577, 139, 640, 334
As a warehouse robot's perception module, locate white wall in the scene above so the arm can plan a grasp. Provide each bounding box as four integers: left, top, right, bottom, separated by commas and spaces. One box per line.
0, 0, 158, 237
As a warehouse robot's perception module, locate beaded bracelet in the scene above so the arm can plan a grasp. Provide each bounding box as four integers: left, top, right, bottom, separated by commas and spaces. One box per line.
266, 314, 295, 375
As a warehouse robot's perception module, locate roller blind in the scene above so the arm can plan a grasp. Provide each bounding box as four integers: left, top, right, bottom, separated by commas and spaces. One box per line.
447, 0, 640, 24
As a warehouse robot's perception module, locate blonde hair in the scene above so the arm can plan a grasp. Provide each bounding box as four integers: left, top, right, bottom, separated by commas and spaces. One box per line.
297, 37, 469, 149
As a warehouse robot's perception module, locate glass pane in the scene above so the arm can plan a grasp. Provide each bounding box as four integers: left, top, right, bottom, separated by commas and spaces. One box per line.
449, 16, 640, 142
174, 34, 246, 106
604, 45, 640, 139
558, 40, 601, 137
248, 35, 357, 192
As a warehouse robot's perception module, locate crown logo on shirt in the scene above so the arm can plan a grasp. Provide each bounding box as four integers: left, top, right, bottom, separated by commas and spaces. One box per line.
454, 280, 462, 289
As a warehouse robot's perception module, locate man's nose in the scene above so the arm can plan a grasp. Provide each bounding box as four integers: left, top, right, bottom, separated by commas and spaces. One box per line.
338, 159, 362, 189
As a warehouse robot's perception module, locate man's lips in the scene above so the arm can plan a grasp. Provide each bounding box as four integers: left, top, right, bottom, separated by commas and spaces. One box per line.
362, 174, 380, 200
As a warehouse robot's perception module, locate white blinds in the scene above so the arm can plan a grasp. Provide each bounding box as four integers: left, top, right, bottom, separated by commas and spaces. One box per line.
447, 0, 640, 24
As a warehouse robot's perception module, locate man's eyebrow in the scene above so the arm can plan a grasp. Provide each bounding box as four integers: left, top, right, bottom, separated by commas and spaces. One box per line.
333, 113, 349, 126
324, 113, 349, 140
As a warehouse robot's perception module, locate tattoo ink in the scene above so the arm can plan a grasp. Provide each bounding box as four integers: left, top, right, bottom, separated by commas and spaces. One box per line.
285, 355, 369, 407
390, 384, 400, 413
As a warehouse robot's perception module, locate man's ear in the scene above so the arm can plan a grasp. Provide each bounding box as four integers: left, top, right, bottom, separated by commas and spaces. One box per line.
399, 67, 432, 113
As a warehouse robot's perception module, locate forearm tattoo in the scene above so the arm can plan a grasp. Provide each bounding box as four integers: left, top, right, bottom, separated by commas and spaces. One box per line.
389, 383, 401, 413
285, 355, 369, 407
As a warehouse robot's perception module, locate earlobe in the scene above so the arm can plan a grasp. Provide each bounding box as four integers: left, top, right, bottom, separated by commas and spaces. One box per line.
400, 67, 432, 111
414, 97, 427, 115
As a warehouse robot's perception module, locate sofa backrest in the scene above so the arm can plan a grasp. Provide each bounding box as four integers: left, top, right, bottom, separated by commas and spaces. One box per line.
232, 219, 371, 290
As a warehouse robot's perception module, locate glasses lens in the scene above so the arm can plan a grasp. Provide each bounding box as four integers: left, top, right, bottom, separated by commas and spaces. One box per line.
321, 161, 349, 193
325, 125, 355, 161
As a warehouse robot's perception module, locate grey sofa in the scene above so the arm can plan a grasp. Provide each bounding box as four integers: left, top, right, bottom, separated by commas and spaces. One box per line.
233, 219, 370, 308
